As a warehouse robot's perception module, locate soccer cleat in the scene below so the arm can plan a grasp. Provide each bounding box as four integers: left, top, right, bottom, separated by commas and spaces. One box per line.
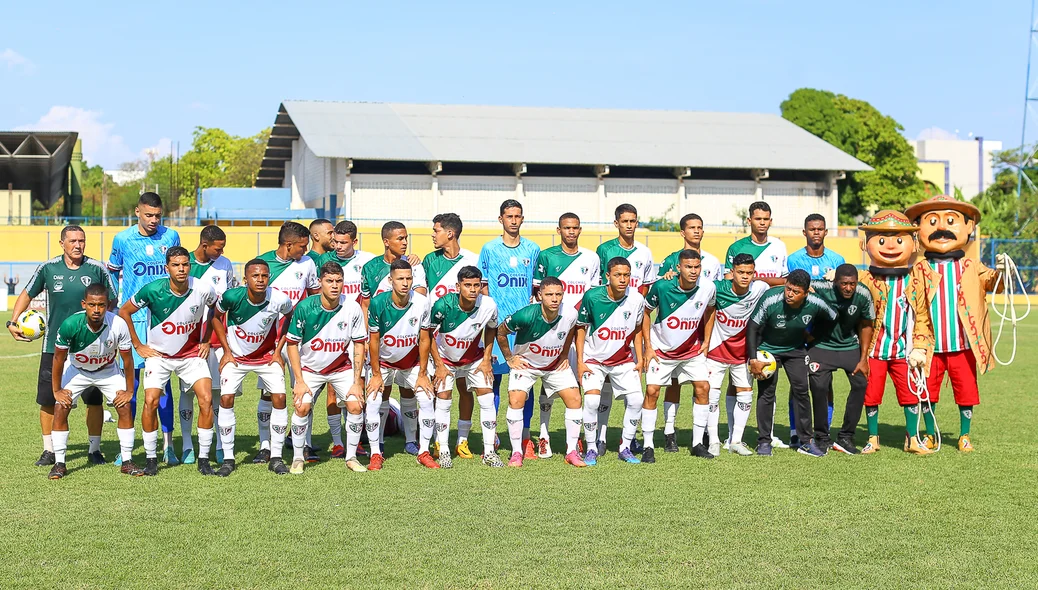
690, 444, 714, 460
163, 446, 180, 465
508, 451, 524, 467
729, 441, 754, 456
797, 440, 827, 458
215, 449, 225, 464
181, 449, 196, 465
958, 435, 974, 453
722, 440, 731, 451
114, 454, 124, 467
923, 434, 939, 451
789, 434, 801, 450
770, 436, 789, 449
617, 449, 641, 464
861, 436, 880, 454
432, 441, 440, 457
597, 441, 606, 457
48, 462, 68, 480
404, 441, 420, 456
455, 440, 474, 459
664, 433, 679, 453
356, 442, 369, 457
564, 450, 587, 467
523, 438, 537, 460
437, 450, 453, 469
268, 458, 289, 475
368, 454, 384, 471
708, 442, 720, 457
120, 460, 144, 476
303, 446, 320, 463
755, 442, 773, 457
641, 447, 656, 464
577, 439, 584, 454
630, 438, 644, 455
538, 438, 553, 459
584, 448, 599, 466
197, 458, 216, 476
216, 459, 236, 477
290, 459, 305, 474
87, 450, 106, 465
142, 457, 159, 476
832, 438, 859, 455
482, 452, 505, 468
34, 450, 56, 467
416, 451, 441, 469
345, 458, 368, 472
330, 445, 346, 459
904, 435, 934, 456
494, 434, 501, 451
251, 448, 271, 464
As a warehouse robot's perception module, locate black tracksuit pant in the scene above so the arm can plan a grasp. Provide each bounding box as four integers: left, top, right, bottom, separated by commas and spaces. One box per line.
756, 349, 813, 447
806, 347, 867, 445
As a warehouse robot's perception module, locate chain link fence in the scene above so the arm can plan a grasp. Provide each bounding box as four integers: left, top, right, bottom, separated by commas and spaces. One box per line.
980, 239, 1038, 292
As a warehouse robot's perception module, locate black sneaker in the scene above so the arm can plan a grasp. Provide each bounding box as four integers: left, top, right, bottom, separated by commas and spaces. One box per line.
48, 462, 67, 479
690, 444, 714, 460
143, 457, 159, 476
630, 438, 644, 455
35, 450, 56, 466
664, 433, 679, 453
197, 458, 216, 475
797, 440, 827, 458
268, 458, 289, 475
641, 447, 656, 464
216, 459, 236, 477
755, 442, 773, 457
251, 448, 271, 464
87, 450, 106, 465
120, 460, 144, 476
304, 445, 320, 463
832, 438, 859, 455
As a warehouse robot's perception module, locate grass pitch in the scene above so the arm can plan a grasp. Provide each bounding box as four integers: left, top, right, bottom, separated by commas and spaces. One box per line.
2, 309, 1038, 588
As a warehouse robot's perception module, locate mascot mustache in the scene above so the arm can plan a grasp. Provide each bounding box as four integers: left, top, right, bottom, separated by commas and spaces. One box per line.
926, 229, 958, 241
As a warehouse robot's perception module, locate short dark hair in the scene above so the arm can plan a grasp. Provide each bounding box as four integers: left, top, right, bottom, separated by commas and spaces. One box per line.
614, 203, 638, 220
84, 283, 109, 299
786, 269, 811, 291
200, 225, 226, 243
499, 199, 523, 215
748, 201, 771, 217
558, 212, 580, 226
433, 213, 463, 238
457, 265, 482, 282
540, 276, 564, 291
381, 221, 406, 240
334, 220, 358, 239
679, 213, 703, 230
60, 225, 85, 241
390, 258, 412, 272
834, 263, 858, 281
731, 253, 755, 268
320, 261, 344, 278
244, 258, 268, 274
804, 213, 826, 227
309, 218, 332, 231
278, 221, 309, 245
678, 249, 702, 262
138, 192, 162, 209
607, 257, 631, 273
165, 246, 189, 263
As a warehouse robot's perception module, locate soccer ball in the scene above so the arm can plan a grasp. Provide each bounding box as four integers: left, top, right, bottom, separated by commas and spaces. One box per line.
18, 309, 46, 341
754, 350, 777, 380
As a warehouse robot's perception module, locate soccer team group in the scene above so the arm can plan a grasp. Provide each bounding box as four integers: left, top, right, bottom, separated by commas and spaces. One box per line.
11, 191, 999, 479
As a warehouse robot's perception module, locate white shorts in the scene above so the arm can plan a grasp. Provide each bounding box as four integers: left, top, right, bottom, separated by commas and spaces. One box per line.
181, 347, 226, 393
436, 359, 493, 393
60, 364, 126, 405
581, 362, 642, 398
143, 356, 211, 391
705, 357, 752, 390
508, 366, 579, 397
380, 362, 434, 395
300, 370, 361, 406
221, 361, 286, 396
646, 355, 709, 387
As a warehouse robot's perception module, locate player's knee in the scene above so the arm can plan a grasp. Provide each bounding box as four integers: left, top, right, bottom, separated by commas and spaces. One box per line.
693, 389, 709, 405
344, 401, 363, 414
736, 390, 752, 404
626, 391, 644, 410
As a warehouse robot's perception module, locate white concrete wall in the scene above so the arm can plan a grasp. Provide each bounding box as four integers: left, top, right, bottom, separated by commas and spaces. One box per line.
914, 138, 1003, 199
351, 175, 434, 222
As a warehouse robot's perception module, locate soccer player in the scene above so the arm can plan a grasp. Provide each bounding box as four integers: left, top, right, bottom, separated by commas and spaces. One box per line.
118, 246, 219, 476
705, 253, 770, 457
366, 259, 432, 470
252, 222, 319, 464
361, 221, 428, 302
420, 265, 501, 468
807, 265, 874, 455
746, 269, 837, 457
496, 277, 586, 468
211, 258, 294, 476
180, 225, 235, 464
286, 261, 369, 474
592, 204, 655, 455
423, 213, 479, 306
8, 225, 117, 466
642, 250, 716, 463
476, 200, 539, 459
530, 212, 600, 457
48, 284, 139, 479
306, 218, 335, 265
107, 192, 182, 464
576, 257, 647, 466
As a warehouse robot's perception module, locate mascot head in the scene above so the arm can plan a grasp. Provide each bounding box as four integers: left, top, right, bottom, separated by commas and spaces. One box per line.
905, 194, 981, 255
859, 210, 918, 268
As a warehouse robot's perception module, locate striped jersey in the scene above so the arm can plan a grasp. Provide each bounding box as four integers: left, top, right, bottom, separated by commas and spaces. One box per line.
190, 253, 235, 347
368, 291, 429, 370
130, 277, 218, 359
657, 249, 723, 283
724, 235, 788, 278
595, 238, 656, 291
750, 286, 837, 354
216, 287, 294, 364
286, 294, 368, 374
257, 251, 319, 308
706, 280, 770, 364
423, 247, 480, 305
107, 225, 181, 324
55, 311, 132, 372
360, 256, 428, 300
319, 250, 376, 302
25, 256, 117, 354
928, 259, 968, 353
533, 245, 600, 310
423, 293, 499, 367
576, 285, 645, 366
503, 303, 578, 371
809, 280, 875, 351
645, 278, 716, 360
871, 276, 911, 360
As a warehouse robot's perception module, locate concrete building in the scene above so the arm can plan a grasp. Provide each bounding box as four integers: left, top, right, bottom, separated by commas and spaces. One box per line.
257, 101, 870, 231
913, 137, 1002, 199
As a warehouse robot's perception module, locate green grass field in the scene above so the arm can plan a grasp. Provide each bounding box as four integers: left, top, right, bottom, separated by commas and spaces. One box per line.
2, 309, 1038, 588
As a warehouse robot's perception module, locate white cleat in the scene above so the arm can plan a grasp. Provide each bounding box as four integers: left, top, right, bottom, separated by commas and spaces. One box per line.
728, 441, 754, 456
722, 439, 730, 451
708, 442, 720, 457
770, 436, 789, 449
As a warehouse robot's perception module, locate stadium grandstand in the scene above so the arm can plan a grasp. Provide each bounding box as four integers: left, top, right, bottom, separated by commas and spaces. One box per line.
0, 131, 81, 223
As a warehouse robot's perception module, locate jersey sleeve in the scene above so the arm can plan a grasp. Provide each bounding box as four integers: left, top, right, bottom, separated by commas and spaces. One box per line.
306, 262, 320, 291
656, 253, 673, 278
857, 287, 876, 321
412, 264, 428, 291
54, 318, 74, 350
778, 242, 789, 277
216, 289, 233, 314
25, 262, 46, 298
533, 251, 546, 285
750, 295, 770, 326
724, 244, 735, 270
359, 265, 376, 299
595, 245, 609, 284
367, 299, 381, 333
114, 318, 133, 351
644, 282, 660, 310
423, 299, 445, 330
576, 294, 592, 326
286, 305, 306, 342
130, 282, 152, 309
641, 252, 656, 286
589, 254, 601, 286
350, 306, 369, 343
485, 302, 499, 330
502, 307, 526, 334
107, 234, 124, 271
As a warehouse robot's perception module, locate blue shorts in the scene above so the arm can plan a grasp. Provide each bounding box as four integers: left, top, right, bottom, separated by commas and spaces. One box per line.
130, 320, 149, 369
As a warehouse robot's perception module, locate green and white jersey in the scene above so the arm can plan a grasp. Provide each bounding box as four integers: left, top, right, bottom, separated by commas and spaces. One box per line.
707, 280, 770, 364
657, 249, 723, 283
503, 303, 578, 371
809, 280, 875, 352
423, 293, 499, 367
368, 291, 429, 370
576, 285, 645, 366
217, 287, 294, 364
533, 245, 600, 310
360, 256, 428, 300
257, 251, 319, 308
189, 253, 235, 296
645, 278, 716, 360
422, 247, 479, 305
750, 286, 837, 354
724, 235, 788, 279
130, 277, 218, 359
54, 311, 131, 372
595, 238, 656, 291
319, 250, 376, 302
25, 255, 117, 354
286, 294, 368, 374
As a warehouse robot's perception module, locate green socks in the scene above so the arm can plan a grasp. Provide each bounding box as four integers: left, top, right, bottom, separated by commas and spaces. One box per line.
866, 406, 879, 436
922, 403, 937, 436
903, 406, 920, 437
959, 405, 973, 436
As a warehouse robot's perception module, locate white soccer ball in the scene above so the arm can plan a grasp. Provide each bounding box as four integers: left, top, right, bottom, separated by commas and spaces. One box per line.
18, 309, 46, 341
754, 350, 777, 380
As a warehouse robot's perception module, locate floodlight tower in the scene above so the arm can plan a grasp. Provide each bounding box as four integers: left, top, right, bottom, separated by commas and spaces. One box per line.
1018, 0, 1038, 204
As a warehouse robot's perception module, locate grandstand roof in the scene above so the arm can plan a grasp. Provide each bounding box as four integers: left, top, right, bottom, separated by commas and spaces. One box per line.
0, 131, 78, 207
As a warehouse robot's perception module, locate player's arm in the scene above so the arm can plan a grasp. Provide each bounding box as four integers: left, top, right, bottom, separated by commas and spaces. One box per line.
633, 313, 646, 373
212, 307, 238, 371
700, 305, 716, 355
854, 319, 874, 377
574, 324, 589, 379
115, 348, 135, 408
496, 321, 528, 371
51, 346, 73, 408
7, 290, 32, 341
366, 329, 383, 396
908, 279, 934, 368
350, 339, 367, 400
757, 276, 786, 287
478, 324, 497, 384
641, 308, 658, 367
416, 328, 435, 396
286, 339, 310, 408
746, 318, 766, 378
118, 299, 156, 358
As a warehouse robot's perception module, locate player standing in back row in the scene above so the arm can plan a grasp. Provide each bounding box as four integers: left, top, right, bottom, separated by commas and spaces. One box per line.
423, 213, 480, 307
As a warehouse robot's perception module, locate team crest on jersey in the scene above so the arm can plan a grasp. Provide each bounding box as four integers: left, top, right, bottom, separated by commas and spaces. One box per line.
770, 255, 778, 262
802, 314, 812, 324
557, 331, 566, 340
409, 317, 418, 327
190, 305, 199, 315
160, 246, 168, 254
104, 338, 113, 348
337, 320, 347, 331
776, 320, 786, 328
261, 315, 272, 327
809, 362, 820, 373
634, 261, 643, 269
623, 311, 631, 320
694, 301, 704, 310
353, 264, 360, 272
522, 258, 531, 267
295, 271, 303, 280
848, 305, 858, 314
80, 276, 92, 286
54, 282, 64, 292
213, 276, 221, 284
580, 266, 588, 274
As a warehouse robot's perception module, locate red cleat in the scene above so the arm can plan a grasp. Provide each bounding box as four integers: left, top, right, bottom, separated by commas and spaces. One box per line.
522, 438, 537, 460
416, 451, 441, 469
564, 450, 587, 467
357, 442, 369, 457
368, 453, 384, 471
330, 445, 345, 459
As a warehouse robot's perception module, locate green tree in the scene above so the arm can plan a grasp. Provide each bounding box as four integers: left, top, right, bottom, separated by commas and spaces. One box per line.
971, 147, 1038, 239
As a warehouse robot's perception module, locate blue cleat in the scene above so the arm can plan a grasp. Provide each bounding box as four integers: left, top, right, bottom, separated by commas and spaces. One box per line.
162, 446, 180, 466
181, 449, 196, 465
215, 449, 225, 464
630, 438, 644, 454
114, 454, 124, 467
404, 441, 420, 456
583, 448, 599, 466
617, 449, 641, 464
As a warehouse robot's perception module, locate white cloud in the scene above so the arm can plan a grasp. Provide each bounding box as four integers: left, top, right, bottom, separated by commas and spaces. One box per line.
917, 126, 959, 141
0, 48, 33, 72
16, 106, 138, 168
140, 137, 173, 161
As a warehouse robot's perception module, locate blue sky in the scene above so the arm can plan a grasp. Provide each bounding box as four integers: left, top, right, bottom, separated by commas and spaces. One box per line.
0, 1, 1030, 168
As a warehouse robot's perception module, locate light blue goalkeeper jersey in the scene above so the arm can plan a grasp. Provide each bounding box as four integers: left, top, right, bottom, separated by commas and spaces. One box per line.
478, 236, 540, 374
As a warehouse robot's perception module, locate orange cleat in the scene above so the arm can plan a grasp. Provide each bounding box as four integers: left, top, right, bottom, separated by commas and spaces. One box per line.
330, 445, 345, 459
522, 438, 537, 460
368, 453, 384, 471
416, 451, 441, 469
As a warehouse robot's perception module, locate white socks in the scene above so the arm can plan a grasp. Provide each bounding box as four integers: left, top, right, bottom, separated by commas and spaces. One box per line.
344, 411, 363, 460
270, 407, 288, 460
435, 398, 452, 450
179, 389, 194, 454
707, 388, 721, 447
564, 408, 582, 453
732, 391, 752, 445
477, 393, 497, 455
663, 401, 678, 435
88, 435, 101, 453
582, 393, 601, 448
619, 392, 643, 452
52, 430, 69, 463
304, 407, 314, 447
506, 406, 524, 454
538, 392, 552, 440
117, 427, 134, 462
257, 399, 273, 451
327, 413, 343, 447
418, 396, 435, 453
400, 396, 418, 444
197, 428, 213, 459
366, 397, 383, 456
291, 412, 308, 461
42, 434, 53, 453
642, 407, 657, 449
219, 406, 236, 457
143, 429, 159, 459
692, 403, 709, 446
378, 404, 390, 450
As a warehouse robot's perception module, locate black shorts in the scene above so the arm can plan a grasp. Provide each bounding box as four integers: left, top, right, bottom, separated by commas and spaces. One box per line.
37, 352, 102, 407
